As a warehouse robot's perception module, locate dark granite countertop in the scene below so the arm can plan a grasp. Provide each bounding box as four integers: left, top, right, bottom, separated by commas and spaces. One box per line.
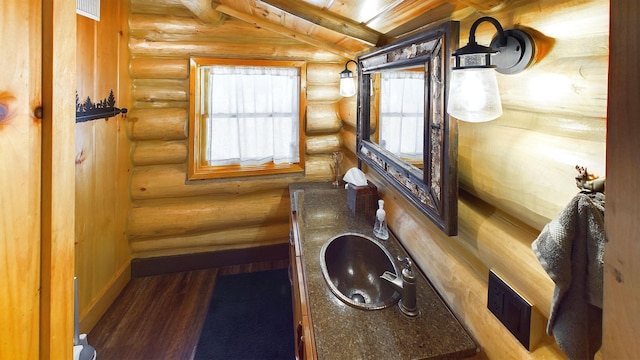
289, 182, 477, 360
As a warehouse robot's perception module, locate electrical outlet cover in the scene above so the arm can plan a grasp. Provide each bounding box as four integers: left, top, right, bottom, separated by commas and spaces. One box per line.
487, 270, 534, 350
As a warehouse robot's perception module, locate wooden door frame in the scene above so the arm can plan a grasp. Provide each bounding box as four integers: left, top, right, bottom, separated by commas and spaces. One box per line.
40, 0, 76, 358
603, 0, 640, 357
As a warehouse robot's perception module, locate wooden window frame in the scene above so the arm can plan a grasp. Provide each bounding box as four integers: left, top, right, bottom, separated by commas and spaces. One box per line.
188, 58, 306, 180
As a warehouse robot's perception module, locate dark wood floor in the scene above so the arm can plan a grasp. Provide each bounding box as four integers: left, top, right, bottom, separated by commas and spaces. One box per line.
88, 259, 289, 360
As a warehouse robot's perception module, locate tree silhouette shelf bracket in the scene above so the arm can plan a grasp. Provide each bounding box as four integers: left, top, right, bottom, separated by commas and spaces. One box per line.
76, 90, 127, 123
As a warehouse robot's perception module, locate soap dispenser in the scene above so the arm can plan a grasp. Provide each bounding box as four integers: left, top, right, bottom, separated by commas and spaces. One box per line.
373, 199, 389, 240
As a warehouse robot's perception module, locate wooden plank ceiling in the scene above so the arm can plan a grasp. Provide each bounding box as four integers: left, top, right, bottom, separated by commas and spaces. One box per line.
132, 0, 508, 59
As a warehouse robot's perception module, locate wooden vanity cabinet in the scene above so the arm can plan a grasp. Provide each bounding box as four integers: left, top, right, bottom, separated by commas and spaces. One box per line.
289, 212, 317, 360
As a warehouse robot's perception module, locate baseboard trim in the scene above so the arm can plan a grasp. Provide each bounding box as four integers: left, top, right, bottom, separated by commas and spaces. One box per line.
130, 243, 290, 278
80, 262, 131, 333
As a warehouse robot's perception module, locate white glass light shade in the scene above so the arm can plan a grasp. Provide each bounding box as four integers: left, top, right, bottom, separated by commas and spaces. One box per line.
340, 76, 356, 97
447, 68, 502, 122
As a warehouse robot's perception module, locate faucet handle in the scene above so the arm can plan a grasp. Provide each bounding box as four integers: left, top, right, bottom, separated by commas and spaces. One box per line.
397, 256, 416, 280
397, 256, 412, 269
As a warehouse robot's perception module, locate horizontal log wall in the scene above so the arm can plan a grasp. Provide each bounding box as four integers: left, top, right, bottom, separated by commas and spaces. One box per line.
127, 2, 346, 258
340, 0, 607, 358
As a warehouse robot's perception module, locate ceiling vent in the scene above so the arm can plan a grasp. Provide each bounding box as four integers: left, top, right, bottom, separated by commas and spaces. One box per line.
76, 0, 100, 21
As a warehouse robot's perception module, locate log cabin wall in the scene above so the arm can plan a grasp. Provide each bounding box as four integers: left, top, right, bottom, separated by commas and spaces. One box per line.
113, 0, 608, 357
339, 0, 608, 358
75, 1, 132, 332
126, 0, 349, 259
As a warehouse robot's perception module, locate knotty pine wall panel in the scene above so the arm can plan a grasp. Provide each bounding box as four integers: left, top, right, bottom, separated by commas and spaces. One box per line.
75, 1, 132, 332
0, 1, 44, 357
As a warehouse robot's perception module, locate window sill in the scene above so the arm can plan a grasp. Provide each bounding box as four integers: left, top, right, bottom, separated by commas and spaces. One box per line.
188, 162, 305, 181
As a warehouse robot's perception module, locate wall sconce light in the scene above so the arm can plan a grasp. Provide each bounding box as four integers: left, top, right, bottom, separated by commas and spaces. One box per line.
339, 60, 357, 97
447, 17, 535, 122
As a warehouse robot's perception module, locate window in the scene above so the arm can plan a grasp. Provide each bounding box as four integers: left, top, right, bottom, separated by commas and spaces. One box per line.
189, 58, 306, 180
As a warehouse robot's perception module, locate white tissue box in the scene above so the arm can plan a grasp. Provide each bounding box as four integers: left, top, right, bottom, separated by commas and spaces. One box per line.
347, 181, 378, 217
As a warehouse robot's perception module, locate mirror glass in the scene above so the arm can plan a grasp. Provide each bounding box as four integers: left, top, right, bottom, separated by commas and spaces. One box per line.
371, 67, 425, 170
356, 21, 460, 235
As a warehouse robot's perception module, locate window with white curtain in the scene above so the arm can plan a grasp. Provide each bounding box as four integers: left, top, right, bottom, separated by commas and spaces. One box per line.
188, 58, 306, 180
378, 70, 425, 163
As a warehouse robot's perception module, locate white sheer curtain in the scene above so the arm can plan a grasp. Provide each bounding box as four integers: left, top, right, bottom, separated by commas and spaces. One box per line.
202, 65, 300, 166
379, 71, 425, 161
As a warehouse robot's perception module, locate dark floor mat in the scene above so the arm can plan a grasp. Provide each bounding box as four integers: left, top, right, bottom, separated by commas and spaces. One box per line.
194, 268, 295, 360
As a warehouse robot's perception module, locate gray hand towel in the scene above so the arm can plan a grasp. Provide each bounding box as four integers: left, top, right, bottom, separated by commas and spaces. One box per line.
531, 192, 606, 360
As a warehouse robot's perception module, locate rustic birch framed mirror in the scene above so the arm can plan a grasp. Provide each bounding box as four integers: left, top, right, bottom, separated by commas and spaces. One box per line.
357, 21, 460, 235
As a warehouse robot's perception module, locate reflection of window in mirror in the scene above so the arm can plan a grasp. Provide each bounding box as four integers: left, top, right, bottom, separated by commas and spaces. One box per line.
374, 68, 425, 169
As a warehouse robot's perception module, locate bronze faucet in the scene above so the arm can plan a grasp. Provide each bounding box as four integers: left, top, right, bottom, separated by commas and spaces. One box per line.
381, 256, 418, 317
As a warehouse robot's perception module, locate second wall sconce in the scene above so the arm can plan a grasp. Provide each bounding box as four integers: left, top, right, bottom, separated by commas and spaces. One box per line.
447, 17, 536, 122
339, 60, 358, 97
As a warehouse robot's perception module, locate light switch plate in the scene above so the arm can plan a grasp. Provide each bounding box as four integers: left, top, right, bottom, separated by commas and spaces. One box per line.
487, 270, 543, 350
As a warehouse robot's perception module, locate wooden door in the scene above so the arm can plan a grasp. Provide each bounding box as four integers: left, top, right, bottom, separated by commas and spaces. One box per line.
0, 1, 43, 358
1, 0, 76, 358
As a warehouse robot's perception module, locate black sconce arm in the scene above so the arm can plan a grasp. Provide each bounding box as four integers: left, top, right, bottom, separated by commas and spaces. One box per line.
455, 16, 535, 74
341, 59, 357, 77
468, 17, 506, 48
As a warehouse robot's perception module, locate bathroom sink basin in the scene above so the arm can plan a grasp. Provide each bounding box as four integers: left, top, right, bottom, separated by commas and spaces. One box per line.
320, 233, 400, 310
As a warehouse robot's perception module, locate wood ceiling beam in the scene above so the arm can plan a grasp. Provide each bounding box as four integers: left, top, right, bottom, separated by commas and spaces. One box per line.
258, 0, 381, 46
215, 4, 356, 59
179, 0, 225, 24
456, 0, 507, 12
381, 2, 459, 44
